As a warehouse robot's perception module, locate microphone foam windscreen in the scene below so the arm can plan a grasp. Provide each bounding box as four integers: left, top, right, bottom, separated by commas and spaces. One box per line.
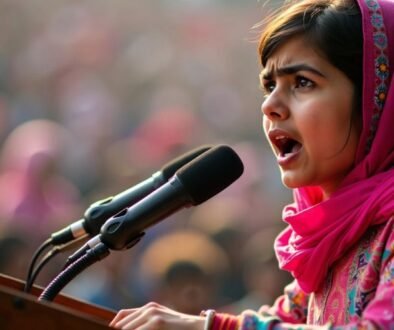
176, 145, 244, 205
160, 145, 212, 180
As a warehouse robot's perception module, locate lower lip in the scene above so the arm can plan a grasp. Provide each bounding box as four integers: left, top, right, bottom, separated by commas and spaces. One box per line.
277, 148, 302, 167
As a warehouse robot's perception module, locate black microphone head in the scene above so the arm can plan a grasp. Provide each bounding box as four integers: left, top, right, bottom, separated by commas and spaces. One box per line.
160, 145, 212, 180
175, 144, 244, 205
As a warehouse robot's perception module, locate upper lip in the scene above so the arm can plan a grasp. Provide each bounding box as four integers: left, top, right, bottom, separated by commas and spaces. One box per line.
268, 128, 301, 155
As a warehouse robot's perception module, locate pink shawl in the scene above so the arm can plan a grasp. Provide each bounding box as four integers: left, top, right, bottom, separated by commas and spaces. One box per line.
274, 0, 394, 293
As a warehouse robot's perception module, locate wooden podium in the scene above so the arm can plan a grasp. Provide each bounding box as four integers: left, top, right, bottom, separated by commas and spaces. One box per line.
0, 273, 116, 329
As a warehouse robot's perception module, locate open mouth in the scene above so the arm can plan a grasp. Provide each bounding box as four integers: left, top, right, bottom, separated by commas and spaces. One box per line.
273, 135, 302, 157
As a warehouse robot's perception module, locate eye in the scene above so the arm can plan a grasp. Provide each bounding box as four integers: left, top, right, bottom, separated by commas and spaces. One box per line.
260, 79, 276, 95
295, 75, 315, 90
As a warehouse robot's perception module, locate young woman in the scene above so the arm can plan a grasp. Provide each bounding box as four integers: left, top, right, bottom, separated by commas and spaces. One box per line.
110, 0, 394, 328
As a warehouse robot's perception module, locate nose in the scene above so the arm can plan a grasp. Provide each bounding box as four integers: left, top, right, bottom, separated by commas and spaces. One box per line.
261, 91, 290, 121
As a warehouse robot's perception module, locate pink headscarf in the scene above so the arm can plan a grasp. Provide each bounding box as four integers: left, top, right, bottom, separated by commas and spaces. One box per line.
274, 0, 394, 293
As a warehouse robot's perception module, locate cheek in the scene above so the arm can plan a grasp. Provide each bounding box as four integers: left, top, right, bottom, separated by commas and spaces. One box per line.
297, 111, 354, 162
297, 99, 350, 138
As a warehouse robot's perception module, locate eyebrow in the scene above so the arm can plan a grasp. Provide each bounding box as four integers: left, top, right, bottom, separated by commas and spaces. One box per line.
260, 64, 326, 80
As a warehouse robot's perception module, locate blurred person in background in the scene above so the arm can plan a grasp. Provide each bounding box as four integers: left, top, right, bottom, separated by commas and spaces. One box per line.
0, 119, 82, 282
134, 229, 229, 315
222, 227, 292, 314
187, 196, 249, 307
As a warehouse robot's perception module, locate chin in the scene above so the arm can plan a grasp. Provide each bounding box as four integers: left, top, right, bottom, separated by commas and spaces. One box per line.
281, 173, 306, 189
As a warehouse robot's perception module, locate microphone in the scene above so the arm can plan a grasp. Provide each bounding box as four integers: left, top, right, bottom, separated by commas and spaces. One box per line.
71, 144, 243, 253
40, 144, 243, 301
50, 145, 212, 245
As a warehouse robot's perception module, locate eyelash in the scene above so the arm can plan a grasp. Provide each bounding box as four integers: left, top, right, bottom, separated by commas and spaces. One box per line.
260, 81, 275, 95
260, 75, 315, 95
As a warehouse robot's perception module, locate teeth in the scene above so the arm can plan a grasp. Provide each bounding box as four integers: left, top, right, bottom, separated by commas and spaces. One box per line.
272, 134, 299, 156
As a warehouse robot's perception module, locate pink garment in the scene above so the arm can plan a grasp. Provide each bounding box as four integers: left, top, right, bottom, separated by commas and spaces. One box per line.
308, 219, 394, 326
275, 0, 394, 294
216, 217, 394, 328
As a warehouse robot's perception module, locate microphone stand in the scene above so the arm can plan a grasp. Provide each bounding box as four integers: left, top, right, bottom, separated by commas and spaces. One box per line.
38, 243, 110, 302
38, 232, 145, 302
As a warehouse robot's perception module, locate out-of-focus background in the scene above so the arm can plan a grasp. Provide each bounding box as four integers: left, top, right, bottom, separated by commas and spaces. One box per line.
0, 0, 292, 314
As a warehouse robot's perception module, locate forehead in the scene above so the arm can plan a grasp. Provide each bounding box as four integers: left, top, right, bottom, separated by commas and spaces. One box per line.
262, 36, 326, 76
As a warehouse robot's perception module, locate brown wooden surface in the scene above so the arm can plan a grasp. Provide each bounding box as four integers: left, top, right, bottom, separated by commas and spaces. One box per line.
0, 273, 117, 330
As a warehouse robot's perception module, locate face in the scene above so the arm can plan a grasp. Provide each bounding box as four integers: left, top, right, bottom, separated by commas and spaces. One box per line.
260, 36, 361, 198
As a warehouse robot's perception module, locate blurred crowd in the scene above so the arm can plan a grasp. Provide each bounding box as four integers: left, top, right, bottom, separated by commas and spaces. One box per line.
0, 0, 292, 314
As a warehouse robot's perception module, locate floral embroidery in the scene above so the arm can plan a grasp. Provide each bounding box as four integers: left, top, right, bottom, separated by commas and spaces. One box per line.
363, 0, 390, 153
382, 254, 394, 285
242, 313, 279, 330
346, 229, 379, 319
373, 32, 387, 49
370, 13, 383, 28
375, 56, 390, 79
357, 252, 369, 270
239, 220, 394, 330
382, 266, 394, 285
356, 289, 375, 316
347, 287, 357, 316
286, 289, 308, 320
366, 0, 379, 10
314, 271, 333, 324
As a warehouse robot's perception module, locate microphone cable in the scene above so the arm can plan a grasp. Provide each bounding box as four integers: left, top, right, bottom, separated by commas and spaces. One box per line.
24, 238, 52, 292
24, 236, 87, 293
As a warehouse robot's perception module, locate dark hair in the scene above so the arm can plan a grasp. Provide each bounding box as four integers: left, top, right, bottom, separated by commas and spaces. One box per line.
258, 0, 363, 104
